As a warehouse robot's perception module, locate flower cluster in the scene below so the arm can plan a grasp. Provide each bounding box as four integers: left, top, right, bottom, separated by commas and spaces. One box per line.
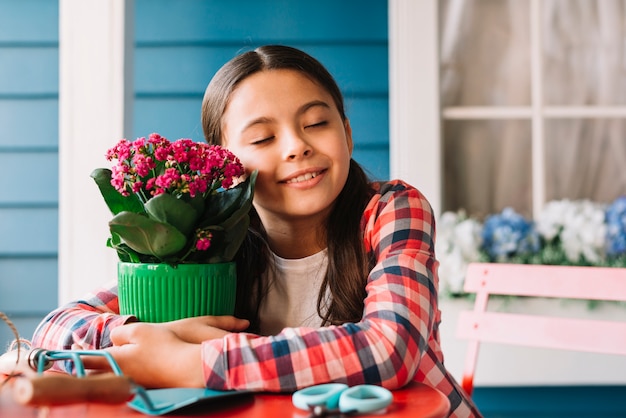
481, 208, 540, 261
437, 210, 483, 295
436, 196, 626, 296
92, 133, 257, 265
106, 134, 244, 201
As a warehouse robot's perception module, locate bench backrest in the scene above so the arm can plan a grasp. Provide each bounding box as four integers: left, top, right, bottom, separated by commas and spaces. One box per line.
456, 262, 626, 396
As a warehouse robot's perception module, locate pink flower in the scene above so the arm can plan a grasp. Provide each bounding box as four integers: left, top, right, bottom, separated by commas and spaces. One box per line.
195, 229, 213, 251
155, 167, 181, 190
131, 181, 144, 193
171, 139, 194, 163
196, 238, 211, 251
132, 154, 155, 177
188, 178, 209, 197
106, 139, 132, 161
133, 137, 146, 151
148, 132, 163, 143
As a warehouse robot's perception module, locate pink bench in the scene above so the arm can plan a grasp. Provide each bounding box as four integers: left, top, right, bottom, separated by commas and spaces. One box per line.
456, 262, 626, 396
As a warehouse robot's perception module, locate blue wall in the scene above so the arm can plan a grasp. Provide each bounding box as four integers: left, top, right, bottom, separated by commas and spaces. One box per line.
0, 0, 59, 350
132, 0, 389, 180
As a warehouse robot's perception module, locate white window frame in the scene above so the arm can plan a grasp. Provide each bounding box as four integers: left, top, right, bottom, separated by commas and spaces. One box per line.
390, 0, 626, 219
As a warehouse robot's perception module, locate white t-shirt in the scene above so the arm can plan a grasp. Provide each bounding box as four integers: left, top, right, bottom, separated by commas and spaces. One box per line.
259, 249, 329, 336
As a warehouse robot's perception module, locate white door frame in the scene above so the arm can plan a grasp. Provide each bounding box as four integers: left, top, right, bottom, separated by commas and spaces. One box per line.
389, 0, 441, 216
58, 0, 134, 302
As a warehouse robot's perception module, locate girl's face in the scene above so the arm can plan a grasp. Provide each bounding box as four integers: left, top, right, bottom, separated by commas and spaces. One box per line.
221, 69, 353, 225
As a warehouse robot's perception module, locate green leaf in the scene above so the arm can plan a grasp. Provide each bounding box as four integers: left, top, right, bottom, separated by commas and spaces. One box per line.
107, 235, 141, 263
145, 193, 199, 236
91, 168, 145, 215
109, 211, 187, 258
219, 213, 251, 262
185, 194, 205, 216
202, 170, 257, 226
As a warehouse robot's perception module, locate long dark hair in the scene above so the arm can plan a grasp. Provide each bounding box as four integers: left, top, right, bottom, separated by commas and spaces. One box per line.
201, 45, 373, 330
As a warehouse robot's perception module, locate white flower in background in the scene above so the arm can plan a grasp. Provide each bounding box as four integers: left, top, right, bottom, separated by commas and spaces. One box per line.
535, 200, 571, 241
536, 199, 606, 263
561, 201, 606, 263
436, 210, 482, 294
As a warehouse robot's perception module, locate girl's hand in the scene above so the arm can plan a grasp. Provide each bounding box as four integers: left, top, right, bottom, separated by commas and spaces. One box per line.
106, 322, 203, 388
82, 316, 249, 388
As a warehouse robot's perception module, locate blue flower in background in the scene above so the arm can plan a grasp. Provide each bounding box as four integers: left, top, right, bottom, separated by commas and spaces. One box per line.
481, 207, 540, 260
606, 196, 626, 256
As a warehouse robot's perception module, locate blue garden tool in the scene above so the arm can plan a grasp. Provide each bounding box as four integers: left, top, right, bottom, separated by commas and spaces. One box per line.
15, 348, 251, 415
292, 383, 393, 417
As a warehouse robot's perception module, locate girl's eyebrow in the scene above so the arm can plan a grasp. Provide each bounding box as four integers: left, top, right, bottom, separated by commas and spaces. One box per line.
241, 100, 332, 133
298, 100, 331, 115
241, 116, 272, 133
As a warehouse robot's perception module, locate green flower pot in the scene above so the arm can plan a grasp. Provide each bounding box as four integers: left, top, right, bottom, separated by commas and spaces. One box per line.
117, 262, 237, 323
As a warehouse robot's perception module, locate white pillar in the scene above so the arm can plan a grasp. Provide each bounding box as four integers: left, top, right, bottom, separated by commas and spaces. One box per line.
389, 0, 441, 216
58, 0, 134, 303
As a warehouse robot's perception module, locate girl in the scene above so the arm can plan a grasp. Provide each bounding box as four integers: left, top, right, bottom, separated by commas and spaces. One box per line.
31, 45, 481, 417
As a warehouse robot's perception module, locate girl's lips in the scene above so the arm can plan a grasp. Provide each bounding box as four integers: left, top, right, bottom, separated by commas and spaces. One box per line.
285, 170, 322, 184
281, 169, 327, 187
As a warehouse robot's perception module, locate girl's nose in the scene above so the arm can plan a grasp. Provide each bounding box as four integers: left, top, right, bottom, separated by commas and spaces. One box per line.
284, 132, 313, 160
288, 148, 312, 160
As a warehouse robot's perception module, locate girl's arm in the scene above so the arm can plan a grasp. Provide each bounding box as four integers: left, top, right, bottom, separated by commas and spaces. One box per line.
201, 181, 437, 392
31, 282, 133, 356
30, 283, 248, 378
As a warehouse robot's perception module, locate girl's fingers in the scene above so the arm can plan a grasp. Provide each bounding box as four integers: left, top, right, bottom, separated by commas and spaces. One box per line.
164, 316, 250, 343
202, 315, 250, 331
107, 316, 250, 348
169, 315, 249, 330
109, 321, 155, 346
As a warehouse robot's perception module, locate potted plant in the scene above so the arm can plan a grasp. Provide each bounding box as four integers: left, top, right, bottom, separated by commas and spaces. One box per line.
91, 133, 257, 322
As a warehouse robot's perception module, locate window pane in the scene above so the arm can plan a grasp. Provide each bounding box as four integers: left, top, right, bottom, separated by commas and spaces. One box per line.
439, 0, 531, 107
544, 118, 626, 202
443, 120, 532, 218
543, 0, 626, 106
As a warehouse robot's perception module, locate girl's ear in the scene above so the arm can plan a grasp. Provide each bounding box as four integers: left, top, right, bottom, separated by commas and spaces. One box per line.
344, 119, 354, 155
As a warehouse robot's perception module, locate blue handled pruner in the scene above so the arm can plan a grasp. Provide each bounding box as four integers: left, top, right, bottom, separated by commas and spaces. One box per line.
26, 348, 250, 415
292, 383, 393, 417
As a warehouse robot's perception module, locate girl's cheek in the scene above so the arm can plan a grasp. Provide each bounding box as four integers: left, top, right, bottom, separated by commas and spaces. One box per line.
240, 154, 264, 173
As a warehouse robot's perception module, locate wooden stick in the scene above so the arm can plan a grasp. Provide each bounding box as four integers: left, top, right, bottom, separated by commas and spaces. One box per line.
12, 373, 134, 406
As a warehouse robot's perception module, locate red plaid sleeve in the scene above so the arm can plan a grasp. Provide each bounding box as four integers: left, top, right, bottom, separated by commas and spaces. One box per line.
30, 281, 134, 372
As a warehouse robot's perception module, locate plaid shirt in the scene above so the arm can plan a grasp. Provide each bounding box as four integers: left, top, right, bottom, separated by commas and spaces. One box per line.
32, 180, 481, 417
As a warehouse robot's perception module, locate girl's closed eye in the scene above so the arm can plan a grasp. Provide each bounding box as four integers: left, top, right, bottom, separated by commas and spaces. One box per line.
251, 136, 274, 145
305, 121, 328, 129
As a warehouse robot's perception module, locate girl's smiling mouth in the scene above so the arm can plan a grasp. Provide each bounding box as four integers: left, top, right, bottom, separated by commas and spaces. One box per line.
282, 169, 326, 184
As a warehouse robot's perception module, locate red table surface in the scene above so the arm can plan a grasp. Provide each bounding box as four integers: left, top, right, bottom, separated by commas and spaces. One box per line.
0, 380, 450, 418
